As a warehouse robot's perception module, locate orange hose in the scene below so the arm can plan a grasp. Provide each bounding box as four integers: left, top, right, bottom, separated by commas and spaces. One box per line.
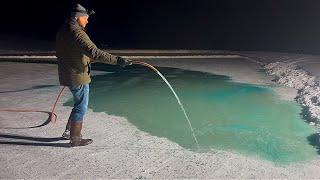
49, 86, 66, 123
0, 86, 66, 125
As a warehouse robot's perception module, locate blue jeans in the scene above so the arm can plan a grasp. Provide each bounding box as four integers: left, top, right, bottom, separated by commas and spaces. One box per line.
68, 84, 89, 122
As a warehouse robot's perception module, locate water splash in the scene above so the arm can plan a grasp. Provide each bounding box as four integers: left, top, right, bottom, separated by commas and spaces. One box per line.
132, 61, 199, 148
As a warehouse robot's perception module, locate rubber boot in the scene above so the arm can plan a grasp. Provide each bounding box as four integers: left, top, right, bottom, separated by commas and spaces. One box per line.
70, 121, 93, 147
62, 118, 82, 140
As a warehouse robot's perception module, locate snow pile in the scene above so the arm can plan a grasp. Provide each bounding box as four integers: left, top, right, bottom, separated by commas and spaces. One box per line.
264, 61, 320, 124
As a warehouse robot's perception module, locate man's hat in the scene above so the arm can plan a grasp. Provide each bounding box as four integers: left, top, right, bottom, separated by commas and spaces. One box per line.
71, 4, 95, 18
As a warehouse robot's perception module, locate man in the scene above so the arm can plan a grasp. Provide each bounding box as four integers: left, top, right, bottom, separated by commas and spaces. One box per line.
56, 4, 132, 147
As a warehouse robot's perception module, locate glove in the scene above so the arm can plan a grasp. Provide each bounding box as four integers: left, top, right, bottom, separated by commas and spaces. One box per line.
116, 56, 132, 67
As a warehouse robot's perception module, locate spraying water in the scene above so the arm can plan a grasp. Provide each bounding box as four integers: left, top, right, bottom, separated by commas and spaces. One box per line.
132, 60, 199, 148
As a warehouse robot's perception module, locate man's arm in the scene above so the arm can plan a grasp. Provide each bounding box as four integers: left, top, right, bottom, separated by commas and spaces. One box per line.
72, 29, 118, 65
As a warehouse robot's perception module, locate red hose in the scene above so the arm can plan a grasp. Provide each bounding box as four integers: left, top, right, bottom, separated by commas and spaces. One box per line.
0, 86, 66, 125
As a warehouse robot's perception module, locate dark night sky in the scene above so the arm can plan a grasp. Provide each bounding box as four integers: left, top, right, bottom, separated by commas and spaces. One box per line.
1, 0, 320, 53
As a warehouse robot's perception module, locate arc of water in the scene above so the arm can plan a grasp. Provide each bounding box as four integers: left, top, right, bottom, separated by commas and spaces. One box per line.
132, 60, 199, 148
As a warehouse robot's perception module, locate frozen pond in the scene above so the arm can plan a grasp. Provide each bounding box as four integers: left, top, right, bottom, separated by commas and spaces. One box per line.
65, 64, 318, 164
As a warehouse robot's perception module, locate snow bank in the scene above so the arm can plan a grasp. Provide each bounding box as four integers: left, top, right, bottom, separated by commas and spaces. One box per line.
228, 51, 320, 126
264, 62, 320, 124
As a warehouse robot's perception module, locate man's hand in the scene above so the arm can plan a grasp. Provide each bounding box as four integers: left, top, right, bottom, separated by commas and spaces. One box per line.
116, 56, 133, 67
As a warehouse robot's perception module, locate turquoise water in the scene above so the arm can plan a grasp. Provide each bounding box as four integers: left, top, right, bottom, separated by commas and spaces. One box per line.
65, 65, 318, 164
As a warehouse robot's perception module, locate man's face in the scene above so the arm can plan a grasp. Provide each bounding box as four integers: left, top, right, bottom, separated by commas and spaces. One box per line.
77, 16, 89, 28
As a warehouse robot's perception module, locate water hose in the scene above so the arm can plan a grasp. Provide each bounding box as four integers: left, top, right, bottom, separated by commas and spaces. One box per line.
0, 86, 66, 126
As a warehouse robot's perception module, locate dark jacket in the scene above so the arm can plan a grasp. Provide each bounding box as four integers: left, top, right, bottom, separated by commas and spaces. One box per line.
56, 18, 118, 86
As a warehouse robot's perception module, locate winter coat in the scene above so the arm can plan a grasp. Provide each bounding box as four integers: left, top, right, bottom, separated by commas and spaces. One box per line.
56, 18, 118, 86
